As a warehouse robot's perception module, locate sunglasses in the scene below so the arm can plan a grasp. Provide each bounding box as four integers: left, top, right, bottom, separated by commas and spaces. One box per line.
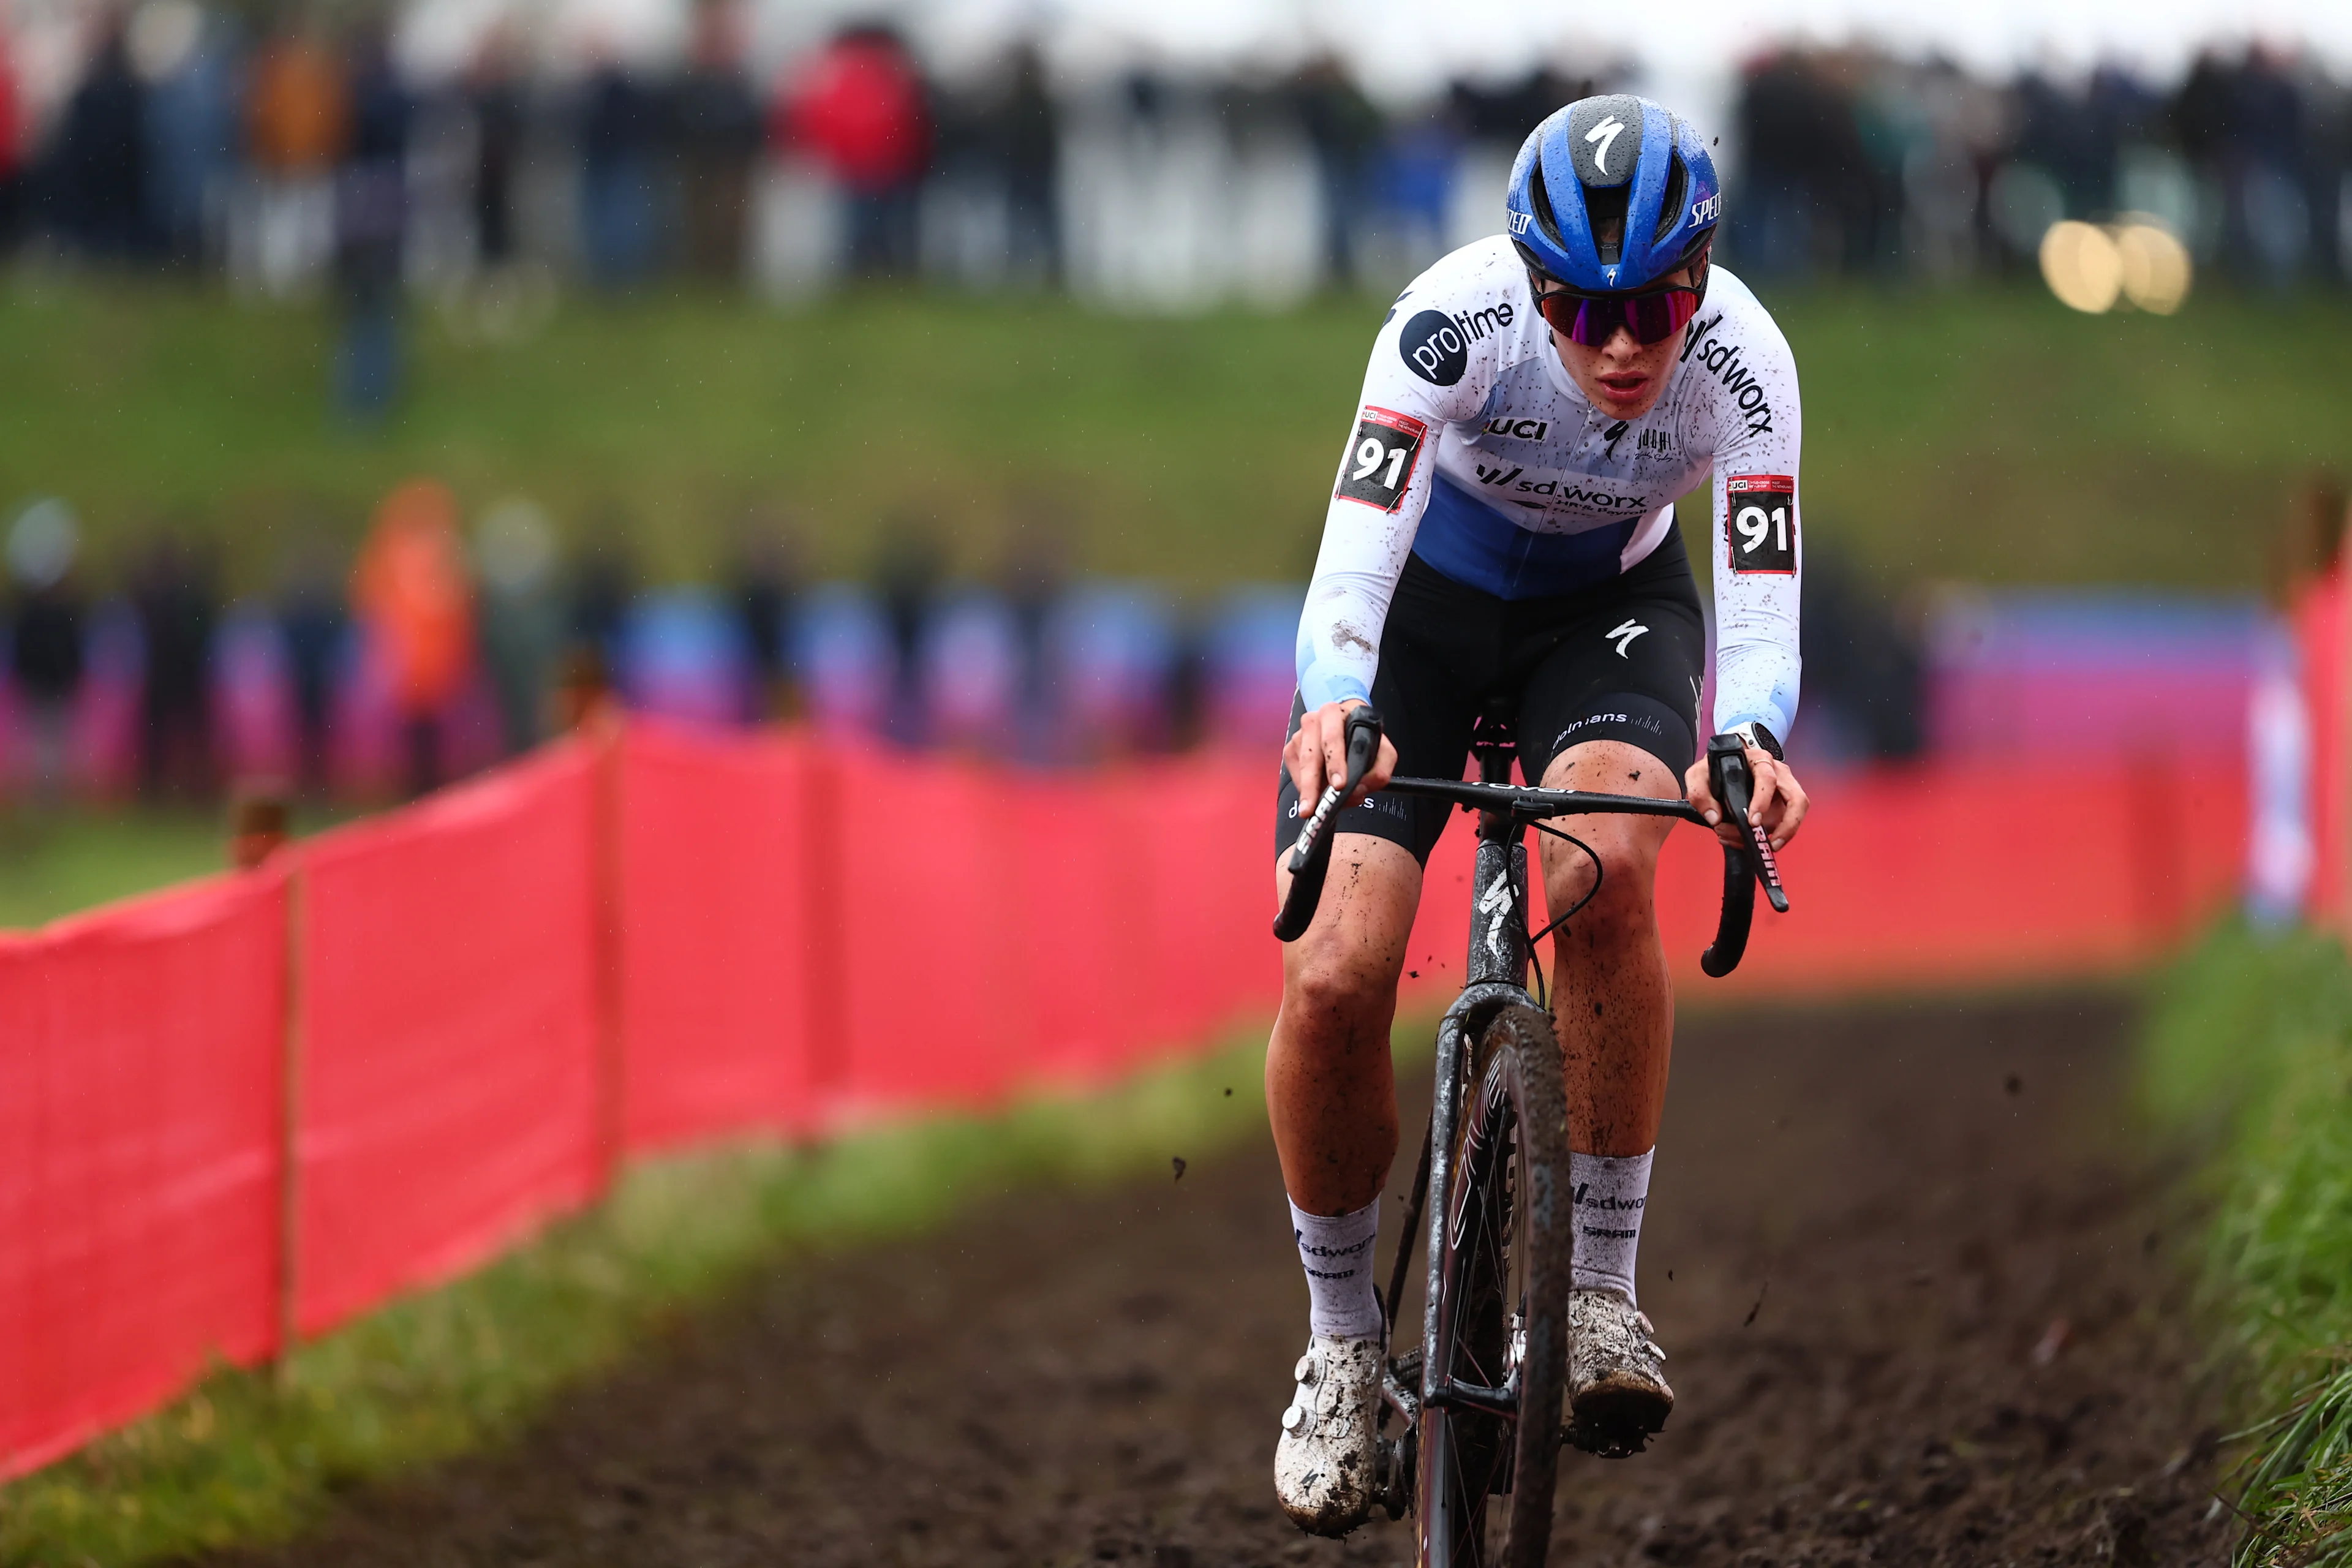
1529, 277, 1704, 348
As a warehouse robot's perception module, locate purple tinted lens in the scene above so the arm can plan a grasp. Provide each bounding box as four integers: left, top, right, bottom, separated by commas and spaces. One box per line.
1553, 288, 1700, 347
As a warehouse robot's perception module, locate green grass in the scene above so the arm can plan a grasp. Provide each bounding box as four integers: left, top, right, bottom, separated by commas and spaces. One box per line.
0, 809, 231, 929
0, 1020, 1325, 1566
2144, 922, 2352, 1565
0, 805, 369, 930
2, 274, 2346, 594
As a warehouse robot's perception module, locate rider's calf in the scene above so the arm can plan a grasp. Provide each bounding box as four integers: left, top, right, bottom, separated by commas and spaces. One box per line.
1267, 834, 1419, 1216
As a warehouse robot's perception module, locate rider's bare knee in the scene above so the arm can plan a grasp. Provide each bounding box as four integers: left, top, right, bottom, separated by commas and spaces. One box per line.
1285, 948, 1389, 1027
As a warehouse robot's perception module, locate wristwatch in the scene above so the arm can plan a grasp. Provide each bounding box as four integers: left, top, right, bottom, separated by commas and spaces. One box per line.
1729, 722, 1784, 761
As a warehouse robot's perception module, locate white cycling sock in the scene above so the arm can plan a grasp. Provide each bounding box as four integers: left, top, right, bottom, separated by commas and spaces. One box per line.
1290, 1196, 1384, 1340
1570, 1148, 1654, 1305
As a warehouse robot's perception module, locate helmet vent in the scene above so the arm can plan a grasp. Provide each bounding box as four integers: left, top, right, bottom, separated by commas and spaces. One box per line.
1655, 151, 1688, 246
1529, 154, 1568, 254
1585, 183, 1629, 265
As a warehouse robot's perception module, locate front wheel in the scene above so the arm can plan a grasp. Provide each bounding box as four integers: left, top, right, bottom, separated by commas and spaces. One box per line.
1415, 1004, 1571, 1567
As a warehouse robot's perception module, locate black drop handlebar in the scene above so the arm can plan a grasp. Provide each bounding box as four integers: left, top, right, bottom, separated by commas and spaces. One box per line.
1270, 706, 1385, 943
1272, 709, 1790, 975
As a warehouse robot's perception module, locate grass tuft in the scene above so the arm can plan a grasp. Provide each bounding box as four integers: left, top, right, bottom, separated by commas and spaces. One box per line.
2145, 921, 2352, 1566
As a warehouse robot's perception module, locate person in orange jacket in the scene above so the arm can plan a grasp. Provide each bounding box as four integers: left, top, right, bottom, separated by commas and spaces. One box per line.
353, 479, 474, 796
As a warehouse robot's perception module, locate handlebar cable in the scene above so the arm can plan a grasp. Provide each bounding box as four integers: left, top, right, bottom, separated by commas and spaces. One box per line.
1518, 820, 1602, 1013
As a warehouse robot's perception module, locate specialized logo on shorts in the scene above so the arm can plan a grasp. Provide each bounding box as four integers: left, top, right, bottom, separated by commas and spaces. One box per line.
1725, 475, 1797, 574
1333, 407, 1427, 512
1608, 619, 1649, 657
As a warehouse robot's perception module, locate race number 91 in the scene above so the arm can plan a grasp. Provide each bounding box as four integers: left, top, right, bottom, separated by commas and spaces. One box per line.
1333, 408, 1427, 512
1725, 474, 1797, 574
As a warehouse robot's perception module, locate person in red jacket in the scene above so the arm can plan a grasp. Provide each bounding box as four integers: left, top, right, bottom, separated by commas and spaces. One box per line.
774, 24, 930, 275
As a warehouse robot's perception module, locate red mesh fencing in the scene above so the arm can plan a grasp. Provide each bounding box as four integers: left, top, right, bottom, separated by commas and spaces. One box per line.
0, 873, 286, 1479
292, 744, 600, 1337
0, 718, 2264, 1479
617, 723, 820, 1153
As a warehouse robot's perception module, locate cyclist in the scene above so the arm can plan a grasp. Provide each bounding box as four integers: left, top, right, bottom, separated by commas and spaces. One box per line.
1269, 94, 1811, 1535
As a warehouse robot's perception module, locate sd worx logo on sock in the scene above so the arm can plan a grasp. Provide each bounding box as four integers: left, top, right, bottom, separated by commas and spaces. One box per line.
1574, 1181, 1645, 1238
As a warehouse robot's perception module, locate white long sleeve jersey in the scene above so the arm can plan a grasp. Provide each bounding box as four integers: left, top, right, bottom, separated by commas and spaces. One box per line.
1297, 236, 1803, 742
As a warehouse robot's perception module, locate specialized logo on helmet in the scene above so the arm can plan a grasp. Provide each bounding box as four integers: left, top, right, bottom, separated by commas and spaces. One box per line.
1585, 116, 1627, 176
1507, 211, 1532, 236
1565, 96, 1644, 189
1691, 192, 1722, 225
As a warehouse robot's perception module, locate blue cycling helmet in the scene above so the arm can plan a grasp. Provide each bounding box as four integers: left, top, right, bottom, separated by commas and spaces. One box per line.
1506, 94, 1720, 292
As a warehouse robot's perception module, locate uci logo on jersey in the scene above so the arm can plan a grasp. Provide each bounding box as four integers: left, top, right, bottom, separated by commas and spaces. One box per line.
1482, 417, 1549, 441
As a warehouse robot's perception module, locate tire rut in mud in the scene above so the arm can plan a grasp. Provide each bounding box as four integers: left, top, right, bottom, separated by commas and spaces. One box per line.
190, 992, 2230, 1567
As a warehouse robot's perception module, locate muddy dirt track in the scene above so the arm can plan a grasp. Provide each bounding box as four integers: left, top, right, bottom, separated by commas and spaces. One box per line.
196, 993, 2233, 1567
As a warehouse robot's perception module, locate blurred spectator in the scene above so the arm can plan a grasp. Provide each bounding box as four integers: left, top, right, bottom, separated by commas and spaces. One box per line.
240, 23, 347, 295
996, 43, 1060, 284
999, 516, 1067, 760
468, 34, 525, 270
336, 23, 409, 418
0, 28, 22, 251
673, 0, 760, 281
567, 525, 636, 688
475, 499, 562, 754
1793, 549, 1924, 765
1735, 52, 1875, 279
872, 516, 938, 744
132, 0, 237, 266
353, 480, 473, 797
780, 24, 931, 276
130, 530, 218, 798
7, 502, 85, 806
48, 21, 149, 258
1293, 55, 1383, 286
728, 513, 801, 720
276, 533, 345, 794
579, 56, 661, 287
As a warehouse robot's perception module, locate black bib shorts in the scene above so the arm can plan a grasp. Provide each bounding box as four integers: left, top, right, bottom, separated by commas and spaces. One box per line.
1274, 529, 1707, 866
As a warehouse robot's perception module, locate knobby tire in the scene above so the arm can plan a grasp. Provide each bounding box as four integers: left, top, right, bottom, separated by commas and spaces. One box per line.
1417, 1004, 1571, 1568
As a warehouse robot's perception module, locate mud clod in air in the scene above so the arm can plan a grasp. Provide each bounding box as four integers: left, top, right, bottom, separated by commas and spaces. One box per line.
1170, 1157, 1187, 1182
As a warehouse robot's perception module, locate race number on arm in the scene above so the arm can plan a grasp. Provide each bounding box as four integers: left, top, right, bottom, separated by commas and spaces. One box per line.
1695, 297, 1803, 742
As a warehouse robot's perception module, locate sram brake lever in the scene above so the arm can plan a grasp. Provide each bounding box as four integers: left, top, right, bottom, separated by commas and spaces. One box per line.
1706, 735, 1790, 915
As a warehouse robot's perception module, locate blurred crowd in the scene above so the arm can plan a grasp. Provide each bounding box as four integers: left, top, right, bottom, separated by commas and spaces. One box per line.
1734, 45, 2349, 287
0, 488, 1312, 806
0, 7, 2346, 316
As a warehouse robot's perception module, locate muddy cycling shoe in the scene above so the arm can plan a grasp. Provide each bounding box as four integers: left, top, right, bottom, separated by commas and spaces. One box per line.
1566, 1287, 1674, 1458
1274, 1333, 1385, 1536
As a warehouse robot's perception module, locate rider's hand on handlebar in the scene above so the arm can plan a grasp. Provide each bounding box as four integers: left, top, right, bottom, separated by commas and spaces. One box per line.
1684, 743, 1811, 852
1286, 698, 1398, 810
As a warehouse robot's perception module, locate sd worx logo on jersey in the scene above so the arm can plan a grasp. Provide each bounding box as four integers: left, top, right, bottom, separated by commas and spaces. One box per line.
1679, 312, 1775, 438
1398, 300, 1517, 386
1470, 465, 1647, 515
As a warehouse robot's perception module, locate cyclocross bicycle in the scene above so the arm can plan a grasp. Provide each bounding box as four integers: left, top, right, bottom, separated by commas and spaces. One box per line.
1273, 704, 1788, 1567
